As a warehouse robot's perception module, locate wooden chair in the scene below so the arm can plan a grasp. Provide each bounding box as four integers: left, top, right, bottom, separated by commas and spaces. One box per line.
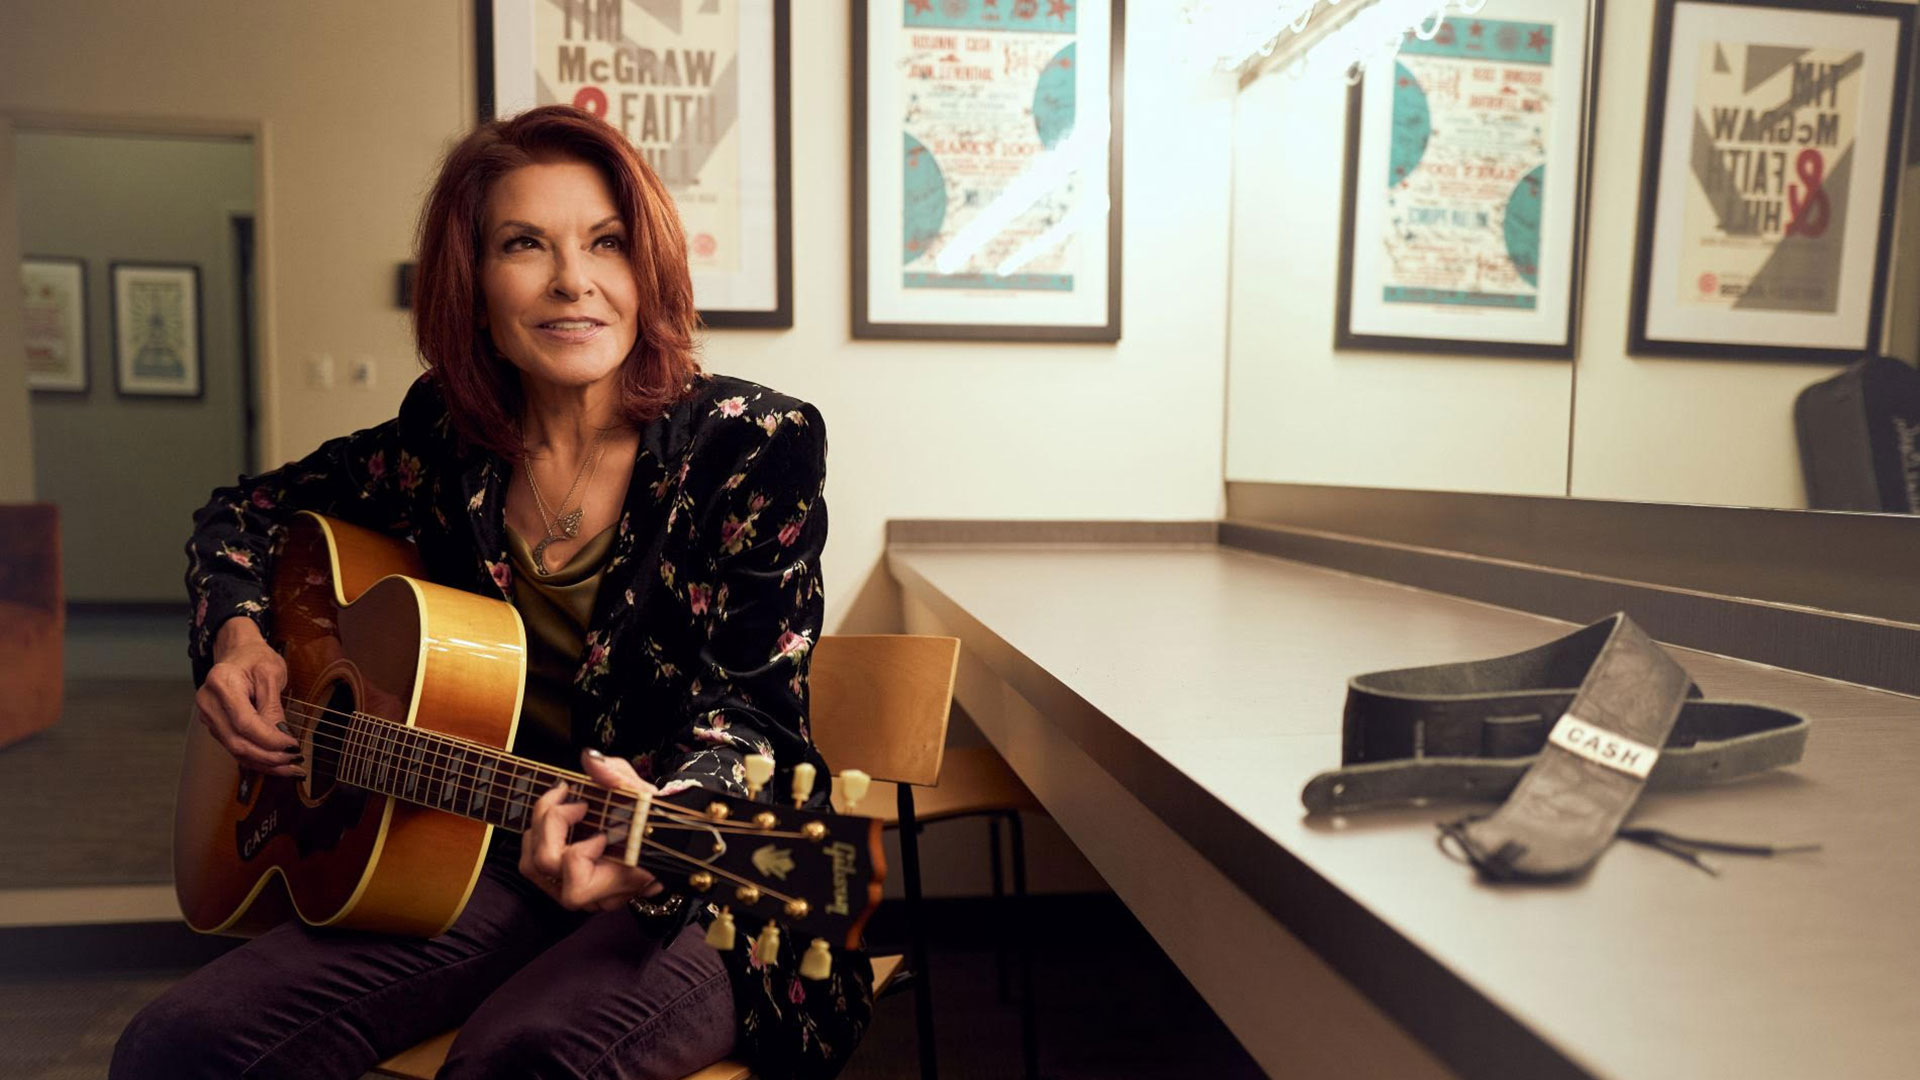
370, 634, 962, 1080
0, 504, 62, 750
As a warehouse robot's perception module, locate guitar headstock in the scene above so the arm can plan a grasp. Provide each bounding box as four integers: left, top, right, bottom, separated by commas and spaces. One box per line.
641, 783, 886, 952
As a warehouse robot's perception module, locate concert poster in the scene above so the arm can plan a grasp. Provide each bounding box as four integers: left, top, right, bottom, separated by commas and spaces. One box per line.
1339, 0, 1596, 356
1632, 0, 1913, 359
485, 0, 792, 327
22, 257, 88, 393
855, 0, 1121, 342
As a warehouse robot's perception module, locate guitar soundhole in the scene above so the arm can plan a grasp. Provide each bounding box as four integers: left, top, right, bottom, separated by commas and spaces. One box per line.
300, 678, 357, 801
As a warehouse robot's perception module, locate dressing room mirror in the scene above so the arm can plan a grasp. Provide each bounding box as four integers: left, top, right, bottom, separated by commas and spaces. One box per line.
1224, 0, 1920, 517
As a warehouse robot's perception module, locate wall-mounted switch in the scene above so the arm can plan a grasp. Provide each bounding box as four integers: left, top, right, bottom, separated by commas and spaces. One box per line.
350, 356, 376, 388
307, 354, 335, 389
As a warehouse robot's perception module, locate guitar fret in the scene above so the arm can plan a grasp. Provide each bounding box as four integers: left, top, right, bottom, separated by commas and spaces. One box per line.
505, 767, 534, 831
404, 735, 425, 800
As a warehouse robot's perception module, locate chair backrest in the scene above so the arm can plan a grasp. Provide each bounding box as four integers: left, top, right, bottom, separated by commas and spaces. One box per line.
808, 635, 959, 789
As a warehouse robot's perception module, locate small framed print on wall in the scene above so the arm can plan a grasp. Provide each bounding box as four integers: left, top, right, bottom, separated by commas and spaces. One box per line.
22, 256, 89, 394
111, 262, 202, 399
852, 0, 1125, 342
480, 0, 794, 329
1338, 0, 1605, 358
1630, 0, 1915, 361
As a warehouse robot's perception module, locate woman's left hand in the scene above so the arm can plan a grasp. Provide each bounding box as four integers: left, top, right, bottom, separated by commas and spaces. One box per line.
520, 749, 665, 911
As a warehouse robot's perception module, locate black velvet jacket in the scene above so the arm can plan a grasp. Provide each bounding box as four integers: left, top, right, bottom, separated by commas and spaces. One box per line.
184, 371, 871, 1077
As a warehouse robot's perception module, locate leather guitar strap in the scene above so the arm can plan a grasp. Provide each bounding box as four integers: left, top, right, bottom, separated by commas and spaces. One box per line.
1447, 615, 1688, 879
1300, 613, 1812, 881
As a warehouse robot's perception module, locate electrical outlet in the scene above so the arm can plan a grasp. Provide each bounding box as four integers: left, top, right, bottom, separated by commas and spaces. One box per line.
307, 354, 335, 389
350, 356, 376, 388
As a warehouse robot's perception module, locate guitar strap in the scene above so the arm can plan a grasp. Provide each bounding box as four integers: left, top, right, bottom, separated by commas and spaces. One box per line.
1300, 614, 1810, 880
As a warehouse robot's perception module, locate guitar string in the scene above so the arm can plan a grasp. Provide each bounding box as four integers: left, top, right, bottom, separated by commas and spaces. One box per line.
275, 693, 832, 839
270, 703, 816, 909
274, 698, 824, 843
275, 704, 817, 844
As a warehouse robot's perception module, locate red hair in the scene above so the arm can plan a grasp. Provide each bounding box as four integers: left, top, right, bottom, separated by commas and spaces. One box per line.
413, 105, 701, 459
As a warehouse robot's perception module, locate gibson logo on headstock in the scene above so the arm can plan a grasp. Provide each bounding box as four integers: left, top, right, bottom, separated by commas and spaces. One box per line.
827, 841, 857, 916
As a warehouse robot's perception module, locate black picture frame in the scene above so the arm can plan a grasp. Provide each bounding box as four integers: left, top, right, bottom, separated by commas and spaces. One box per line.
851, 0, 1125, 343
109, 261, 203, 400
476, 0, 794, 330
1335, 0, 1606, 360
22, 255, 90, 395
1628, 0, 1915, 361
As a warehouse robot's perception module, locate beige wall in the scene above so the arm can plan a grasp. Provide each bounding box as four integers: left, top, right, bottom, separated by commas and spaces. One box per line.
0, 119, 32, 502
2, 0, 1232, 634
1, 0, 476, 506
18, 131, 255, 602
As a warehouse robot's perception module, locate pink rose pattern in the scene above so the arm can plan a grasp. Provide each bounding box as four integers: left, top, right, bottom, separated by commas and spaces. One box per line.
183, 373, 859, 1073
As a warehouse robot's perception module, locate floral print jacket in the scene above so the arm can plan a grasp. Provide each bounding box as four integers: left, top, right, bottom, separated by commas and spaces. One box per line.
184, 371, 871, 1078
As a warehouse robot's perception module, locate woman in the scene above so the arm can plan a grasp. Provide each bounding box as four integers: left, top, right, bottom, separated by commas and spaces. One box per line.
111, 106, 870, 1079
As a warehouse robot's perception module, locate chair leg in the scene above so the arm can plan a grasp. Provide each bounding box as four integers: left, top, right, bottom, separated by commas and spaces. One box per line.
989, 813, 1011, 1003
898, 784, 938, 1080
1009, 810, 1039, 1080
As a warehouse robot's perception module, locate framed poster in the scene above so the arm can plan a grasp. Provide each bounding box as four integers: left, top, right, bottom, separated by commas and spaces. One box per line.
852, 0, 1124, 342
1630, 0, 1914, 360
480, 0, 793, 329
21, 256, 88, 393
111, 262, 202, 398
1338, 0, 1604, 358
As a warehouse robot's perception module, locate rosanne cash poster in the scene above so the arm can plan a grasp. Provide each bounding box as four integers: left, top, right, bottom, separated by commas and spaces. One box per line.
483, 0, 792, 327
854, 0, 1122, 341
1631, 0, 1913, 360
1339, 0, 1600, 357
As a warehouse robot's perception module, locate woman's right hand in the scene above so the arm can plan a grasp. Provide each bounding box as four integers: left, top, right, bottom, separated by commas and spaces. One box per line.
195, 616, 305, 777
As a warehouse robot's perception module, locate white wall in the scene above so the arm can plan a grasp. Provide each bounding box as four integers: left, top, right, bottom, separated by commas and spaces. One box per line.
1225, 0, 1920, 512
1223, 45, 1575, 498
723, 4, 1235, 630
1568, 0, 1920, 510
1, 0, 1233, 634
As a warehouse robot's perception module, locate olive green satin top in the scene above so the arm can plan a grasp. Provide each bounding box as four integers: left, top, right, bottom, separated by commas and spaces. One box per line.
503, 523, 615, 770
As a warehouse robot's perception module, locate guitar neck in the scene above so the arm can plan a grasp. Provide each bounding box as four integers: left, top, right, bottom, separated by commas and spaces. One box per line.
325, 709, 639, 841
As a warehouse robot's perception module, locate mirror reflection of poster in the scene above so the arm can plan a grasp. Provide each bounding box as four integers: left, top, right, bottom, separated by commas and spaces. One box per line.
111, 263, 202, 398
854, 0, 1123, 342
482, 0, 793, 327
1338, 0, 1600, 357
22, 256, 88, 393
1630, 0, 1914, 360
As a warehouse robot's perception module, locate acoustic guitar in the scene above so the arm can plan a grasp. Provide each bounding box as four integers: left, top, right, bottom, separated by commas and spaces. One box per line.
174, 511, 884, 967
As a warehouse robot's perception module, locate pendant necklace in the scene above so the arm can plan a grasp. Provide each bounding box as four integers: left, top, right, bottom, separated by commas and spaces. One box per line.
524, 429, 608, 574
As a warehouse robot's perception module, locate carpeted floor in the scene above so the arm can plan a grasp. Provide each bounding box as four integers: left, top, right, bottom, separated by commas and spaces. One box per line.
0, 677, 190, 889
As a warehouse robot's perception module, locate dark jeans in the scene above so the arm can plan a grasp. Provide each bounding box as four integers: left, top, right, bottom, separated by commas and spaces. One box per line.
111, 842, 735, 1079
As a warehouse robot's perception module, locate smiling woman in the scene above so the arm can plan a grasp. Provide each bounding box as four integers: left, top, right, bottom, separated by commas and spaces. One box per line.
112, 106, 868, 1080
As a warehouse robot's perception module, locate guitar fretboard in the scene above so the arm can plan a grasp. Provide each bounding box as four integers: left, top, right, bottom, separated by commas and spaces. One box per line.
331, 713, 640, 845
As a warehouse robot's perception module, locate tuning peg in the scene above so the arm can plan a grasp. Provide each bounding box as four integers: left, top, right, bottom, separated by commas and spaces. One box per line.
744, 753, 775, 798
800, 938, 834, 981
791, 761, 817, 808
704, 908, 737, 952
754, 923, 782, 966
838, 769, 871, 811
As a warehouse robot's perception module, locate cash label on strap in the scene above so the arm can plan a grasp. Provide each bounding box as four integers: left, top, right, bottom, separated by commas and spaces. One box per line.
1549, 714, 1659, 779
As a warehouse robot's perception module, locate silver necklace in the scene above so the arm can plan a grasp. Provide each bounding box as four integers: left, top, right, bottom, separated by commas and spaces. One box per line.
524, 430, 608, 574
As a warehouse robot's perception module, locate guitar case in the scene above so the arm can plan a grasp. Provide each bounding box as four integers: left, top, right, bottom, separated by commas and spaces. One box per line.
1793, 355, 1920, 514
